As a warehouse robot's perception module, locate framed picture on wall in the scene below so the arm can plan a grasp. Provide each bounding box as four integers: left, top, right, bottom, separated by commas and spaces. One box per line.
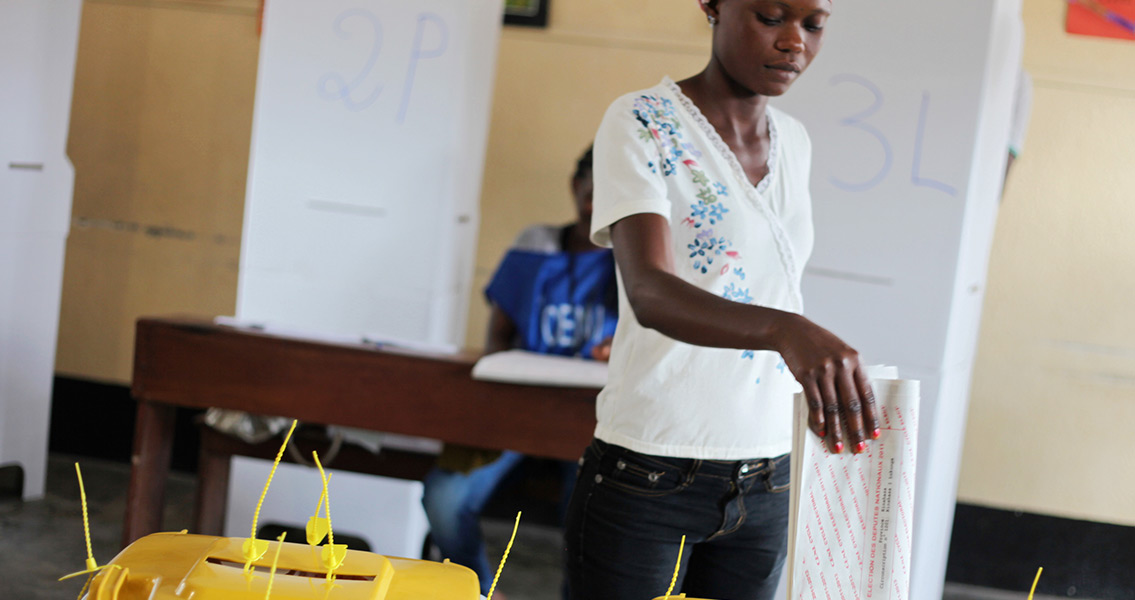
504, 0, 549, 27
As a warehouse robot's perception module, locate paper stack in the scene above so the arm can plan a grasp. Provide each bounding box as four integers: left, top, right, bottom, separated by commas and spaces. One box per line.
471, 349, 608, 389
787, 373, 920, 600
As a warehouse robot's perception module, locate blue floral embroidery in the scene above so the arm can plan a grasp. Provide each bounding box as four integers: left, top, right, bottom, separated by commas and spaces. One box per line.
630, 94, 762, 372
689, 203, 708, 224
688, 236, 735, 277
707, 202, 729, 224
721, 283, 754, 304
694, 231, 732, 259
633, 95, 684, 176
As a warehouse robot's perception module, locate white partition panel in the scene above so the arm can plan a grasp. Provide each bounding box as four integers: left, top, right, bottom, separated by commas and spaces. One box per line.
225, 457, 429, 559
0, 0, 82, 500
776, 0, 1025, 598
236, 0, 504, 348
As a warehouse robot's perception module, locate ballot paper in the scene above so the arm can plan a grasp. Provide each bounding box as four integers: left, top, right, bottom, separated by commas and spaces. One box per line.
787, 375, 920, 600
471, 349, 608, 388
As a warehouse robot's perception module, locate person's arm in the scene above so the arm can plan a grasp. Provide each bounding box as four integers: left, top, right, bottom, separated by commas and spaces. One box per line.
484, 303, 518, 355
610, 213, 879, 453
590, 337, 614, 361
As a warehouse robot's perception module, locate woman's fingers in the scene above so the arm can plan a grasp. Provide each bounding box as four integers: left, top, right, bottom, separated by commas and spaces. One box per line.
836, 367, 866, 453
803, 378, 825, 440
819, 371, 843, 453
854, 367, 880, 440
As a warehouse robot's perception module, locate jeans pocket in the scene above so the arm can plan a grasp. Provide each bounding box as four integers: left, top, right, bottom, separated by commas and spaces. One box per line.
597, 447, 688, 497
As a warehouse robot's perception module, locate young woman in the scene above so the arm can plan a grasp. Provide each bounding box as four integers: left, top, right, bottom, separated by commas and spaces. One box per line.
563, 1, 879, 599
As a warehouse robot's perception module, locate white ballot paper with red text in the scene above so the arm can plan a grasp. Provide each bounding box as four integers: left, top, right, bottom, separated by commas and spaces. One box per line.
786, 374, 920, 600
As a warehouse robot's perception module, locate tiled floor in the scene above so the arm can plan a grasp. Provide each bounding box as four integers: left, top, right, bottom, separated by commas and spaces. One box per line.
2, 455, 1059, 600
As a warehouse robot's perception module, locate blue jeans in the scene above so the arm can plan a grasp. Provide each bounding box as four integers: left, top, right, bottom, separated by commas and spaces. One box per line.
422, 451, 576, 595
564, 439, 791, 600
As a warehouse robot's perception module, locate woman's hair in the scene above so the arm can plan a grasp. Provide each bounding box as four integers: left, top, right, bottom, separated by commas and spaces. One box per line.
573, 145, 594, 181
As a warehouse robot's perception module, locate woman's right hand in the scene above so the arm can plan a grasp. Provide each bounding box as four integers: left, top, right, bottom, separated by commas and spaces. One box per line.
774, 313, 880, 454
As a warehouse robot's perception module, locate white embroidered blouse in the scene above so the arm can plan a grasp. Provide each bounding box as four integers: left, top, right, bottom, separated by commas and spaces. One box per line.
590, 77, 815, 460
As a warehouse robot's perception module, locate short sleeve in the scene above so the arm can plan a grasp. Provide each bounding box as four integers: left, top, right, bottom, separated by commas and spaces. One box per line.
510, 224, 560, 253
590, 94, 672, 248
484, 249, 536, 321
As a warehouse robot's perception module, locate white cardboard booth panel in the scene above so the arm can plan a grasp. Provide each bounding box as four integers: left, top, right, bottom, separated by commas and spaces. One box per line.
225, 457, 430, 559
0, 235, 68, 500
0, 0, 82, 500
783, 0, 1024, 598
236, 0, 504, 348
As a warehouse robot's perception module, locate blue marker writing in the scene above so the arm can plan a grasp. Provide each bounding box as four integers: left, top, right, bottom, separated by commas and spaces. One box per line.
397, 13, 449, 123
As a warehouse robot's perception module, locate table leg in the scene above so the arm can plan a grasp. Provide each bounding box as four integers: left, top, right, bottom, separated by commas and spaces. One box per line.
122, 400, 175, 547
194, 426, 232, 535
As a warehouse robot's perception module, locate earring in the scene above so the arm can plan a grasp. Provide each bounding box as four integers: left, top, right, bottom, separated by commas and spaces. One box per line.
707, 15, 718, 26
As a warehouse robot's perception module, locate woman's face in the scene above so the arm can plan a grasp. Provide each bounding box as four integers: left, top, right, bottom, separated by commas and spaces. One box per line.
709, 0, 830, 97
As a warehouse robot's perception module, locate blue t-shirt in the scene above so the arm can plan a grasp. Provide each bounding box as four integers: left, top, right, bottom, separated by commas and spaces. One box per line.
485, 228, 618, 358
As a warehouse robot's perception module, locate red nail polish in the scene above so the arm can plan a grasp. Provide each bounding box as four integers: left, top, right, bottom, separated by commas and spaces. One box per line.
818, 429, 827, 438
855, 441, 867, 454
872, 428, 882, 439
834, 442, 844, 453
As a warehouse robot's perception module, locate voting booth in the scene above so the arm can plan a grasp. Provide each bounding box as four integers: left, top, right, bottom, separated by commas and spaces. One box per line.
0, 0, 82, 500
236, 0, 503, 348
226, 0, 504, 551
777, 0, 1025, 597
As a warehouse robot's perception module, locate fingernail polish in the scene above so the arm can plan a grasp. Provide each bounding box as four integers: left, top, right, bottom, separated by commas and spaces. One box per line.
872, 428, 882, 439
818, 429, 827, 438
855, 441, 867, 454
834, 442, 844, 453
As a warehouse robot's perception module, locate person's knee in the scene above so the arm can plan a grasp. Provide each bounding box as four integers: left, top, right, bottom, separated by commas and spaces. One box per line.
424, 471, 486, 534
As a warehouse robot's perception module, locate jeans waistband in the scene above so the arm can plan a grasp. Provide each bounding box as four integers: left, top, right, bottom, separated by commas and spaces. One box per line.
590, 438, 787, 480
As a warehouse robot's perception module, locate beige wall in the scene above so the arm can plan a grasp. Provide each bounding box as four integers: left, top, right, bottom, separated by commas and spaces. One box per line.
58, 0, 259, 382
956, 0, 1135, 525
466, 2, 711, 347
57, 0, 1134, 526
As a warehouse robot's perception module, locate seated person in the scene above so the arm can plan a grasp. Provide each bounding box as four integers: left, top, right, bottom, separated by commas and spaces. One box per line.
421, 146, 617, 596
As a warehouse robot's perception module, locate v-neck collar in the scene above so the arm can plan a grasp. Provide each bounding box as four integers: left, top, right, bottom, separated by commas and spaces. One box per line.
663, 76, 780, 195
660, 77, 803, 313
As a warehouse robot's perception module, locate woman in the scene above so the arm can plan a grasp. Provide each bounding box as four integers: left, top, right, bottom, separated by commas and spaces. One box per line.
563, 1, 879, 599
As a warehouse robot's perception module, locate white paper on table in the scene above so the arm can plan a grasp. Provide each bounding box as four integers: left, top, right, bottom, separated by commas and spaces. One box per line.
471, 349, 608, 389
787, 375, 920, 600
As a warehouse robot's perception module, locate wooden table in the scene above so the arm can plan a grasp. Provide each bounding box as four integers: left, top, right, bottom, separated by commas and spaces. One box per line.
125, 317, 599, 546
